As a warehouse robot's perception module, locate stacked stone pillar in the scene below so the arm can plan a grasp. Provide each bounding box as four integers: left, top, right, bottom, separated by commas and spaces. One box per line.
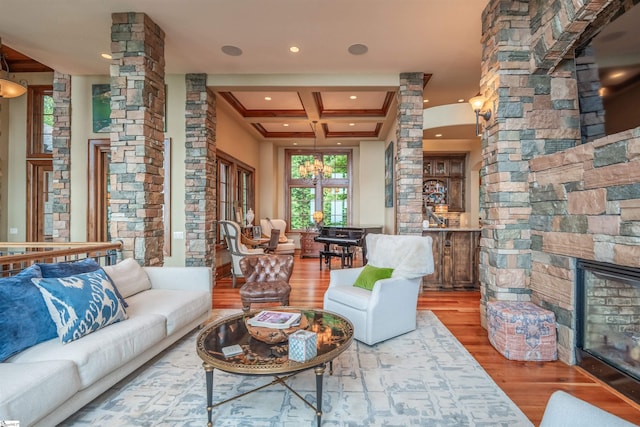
479, 0, 583, 328
52, 71, 72, 242
395, 72, 424, 235
184, 74, 217, 267
109, 13, 166, 264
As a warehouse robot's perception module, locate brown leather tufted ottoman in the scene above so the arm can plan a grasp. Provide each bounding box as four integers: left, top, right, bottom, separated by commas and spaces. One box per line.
239, 254, 294, 312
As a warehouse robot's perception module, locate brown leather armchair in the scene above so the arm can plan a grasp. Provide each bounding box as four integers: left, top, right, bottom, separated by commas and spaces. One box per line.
238, 254, 294, 313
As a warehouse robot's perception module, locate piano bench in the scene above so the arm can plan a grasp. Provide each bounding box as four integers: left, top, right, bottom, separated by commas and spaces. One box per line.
319, 248, 354, 270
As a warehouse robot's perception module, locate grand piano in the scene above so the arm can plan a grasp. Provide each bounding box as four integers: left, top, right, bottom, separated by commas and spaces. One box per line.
314, 225, 382, 270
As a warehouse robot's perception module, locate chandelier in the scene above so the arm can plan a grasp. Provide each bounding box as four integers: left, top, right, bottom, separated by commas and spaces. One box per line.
298, 120, 332, 184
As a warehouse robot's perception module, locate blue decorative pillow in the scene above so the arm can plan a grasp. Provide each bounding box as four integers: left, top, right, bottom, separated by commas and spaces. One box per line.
32, 269, 128, 343
0, 265, 57, 361
37, 257, 101, 278
37, 258, 128, 308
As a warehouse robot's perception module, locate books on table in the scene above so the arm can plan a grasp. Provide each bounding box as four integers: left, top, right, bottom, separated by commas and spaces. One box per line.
247, 310, 301, 329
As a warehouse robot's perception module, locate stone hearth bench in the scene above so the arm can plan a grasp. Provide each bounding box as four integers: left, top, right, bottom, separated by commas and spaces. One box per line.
487, 301, 557, 361
0, 258, 212, 427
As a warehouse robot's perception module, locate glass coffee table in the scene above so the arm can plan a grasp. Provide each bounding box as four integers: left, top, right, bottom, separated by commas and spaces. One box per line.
196, 307, 354, 427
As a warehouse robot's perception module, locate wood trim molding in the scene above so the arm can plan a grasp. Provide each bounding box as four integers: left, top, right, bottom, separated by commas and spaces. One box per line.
87, 139, 110, 241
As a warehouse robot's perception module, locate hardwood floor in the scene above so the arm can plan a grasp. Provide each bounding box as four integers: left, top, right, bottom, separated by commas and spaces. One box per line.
212, 255, 640, 426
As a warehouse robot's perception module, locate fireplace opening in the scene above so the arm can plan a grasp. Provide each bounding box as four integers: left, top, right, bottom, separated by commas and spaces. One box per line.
576, 259, 640, 404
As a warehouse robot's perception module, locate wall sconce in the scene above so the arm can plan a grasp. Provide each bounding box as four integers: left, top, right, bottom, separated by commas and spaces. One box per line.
469, 94, 491, 136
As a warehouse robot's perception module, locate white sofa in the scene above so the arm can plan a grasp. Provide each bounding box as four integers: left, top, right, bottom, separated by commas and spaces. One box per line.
0, 262, 212, 427
540, 390, 638, 427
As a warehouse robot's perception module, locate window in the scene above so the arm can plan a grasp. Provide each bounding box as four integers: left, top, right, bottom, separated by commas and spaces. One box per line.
286, 149, 351, 231
217, 151, 255, 243
27, 86, 54, 157
26, 85, 54, 241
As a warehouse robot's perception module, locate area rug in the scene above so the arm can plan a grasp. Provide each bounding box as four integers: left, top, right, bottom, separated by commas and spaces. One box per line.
61, 310, 533, 426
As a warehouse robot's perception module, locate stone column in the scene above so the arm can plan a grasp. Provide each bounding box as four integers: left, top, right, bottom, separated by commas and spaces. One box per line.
184, 74, 216, 267
109, 13, 166, 264
52, 71, 71, 242
478, 1, 536, 323
479, 0, 581, 325
395, 72, 424, 235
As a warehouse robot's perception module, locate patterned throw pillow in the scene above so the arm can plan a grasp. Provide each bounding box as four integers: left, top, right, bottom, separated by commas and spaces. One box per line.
38, 258, 128, 308
0, 265, 57, 361
32, 269, 128, 343
353, 264, 394, 291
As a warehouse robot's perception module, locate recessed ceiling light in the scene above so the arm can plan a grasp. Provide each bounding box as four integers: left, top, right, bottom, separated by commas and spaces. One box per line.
349, 123, 355, 126
610, 71, 626, 79
435, 133, 443, 137
289, 46, 300, 53
293, 142, 298, 146
348, 44, 368, 55
457, 99, 465, 103
349, 95, 357, 100
423, 99, 429, 103
337, 142, 342, 145
101, 53, 112, 60
283, 123, 289, 127
264, 96, 272, 101
221, 45, 243, 56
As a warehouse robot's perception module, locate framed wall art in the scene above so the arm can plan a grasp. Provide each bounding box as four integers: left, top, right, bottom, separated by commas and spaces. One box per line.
385, 141, 394, 207
92, 84, 111, 133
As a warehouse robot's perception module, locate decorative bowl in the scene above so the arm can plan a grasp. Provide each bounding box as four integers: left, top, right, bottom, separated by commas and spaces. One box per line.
245, 313, 309, 344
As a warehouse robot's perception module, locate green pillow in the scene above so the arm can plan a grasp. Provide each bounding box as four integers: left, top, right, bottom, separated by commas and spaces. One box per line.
353, 265, 394, 291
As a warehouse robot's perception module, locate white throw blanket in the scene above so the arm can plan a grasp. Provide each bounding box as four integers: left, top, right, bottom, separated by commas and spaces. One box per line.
365, 233, 434, 279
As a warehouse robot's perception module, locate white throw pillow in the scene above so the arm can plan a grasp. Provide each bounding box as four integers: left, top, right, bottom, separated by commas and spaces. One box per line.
102, 258, 152, 299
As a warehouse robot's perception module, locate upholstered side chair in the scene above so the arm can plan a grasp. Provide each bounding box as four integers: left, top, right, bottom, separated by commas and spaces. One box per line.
219, 220, 264, 288
323, 233, 434, 345
238, 254, 294, 313
259, 218, 295, 255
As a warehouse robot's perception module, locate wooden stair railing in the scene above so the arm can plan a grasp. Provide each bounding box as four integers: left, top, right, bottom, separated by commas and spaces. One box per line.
0, 241, 123, 277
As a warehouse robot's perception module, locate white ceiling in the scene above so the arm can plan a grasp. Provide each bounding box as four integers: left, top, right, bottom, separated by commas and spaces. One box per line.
2, 1, 637, 145
1, 0, 491, 144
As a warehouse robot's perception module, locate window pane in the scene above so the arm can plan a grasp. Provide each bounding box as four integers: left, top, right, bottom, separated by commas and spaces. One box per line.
290, 187, 316, 230
323, 187, 348, 226
290, 154, 316, 179
219, 162, 230, 220
323, 154, 347, 179
42, 94, 53, 153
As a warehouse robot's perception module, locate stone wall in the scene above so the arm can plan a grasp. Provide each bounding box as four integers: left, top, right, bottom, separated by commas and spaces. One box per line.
109, 12, 166, 264
529, 128, 640, 362
184, 74, 217, 267
395, 72, 424, 235
52, 71, 71, 242
479, 0, 640, 364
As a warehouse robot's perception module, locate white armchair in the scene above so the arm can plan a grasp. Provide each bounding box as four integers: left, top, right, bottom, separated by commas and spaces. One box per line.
323, 233, 434, 345
259, 218, 295, 255
219, 220, 264, 287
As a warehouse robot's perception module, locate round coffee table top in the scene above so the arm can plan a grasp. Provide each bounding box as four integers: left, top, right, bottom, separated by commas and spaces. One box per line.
196, 307, 353, 375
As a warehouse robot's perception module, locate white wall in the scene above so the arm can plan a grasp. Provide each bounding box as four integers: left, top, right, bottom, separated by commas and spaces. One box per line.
162, 75, 187, 266
358, 141, 385, 228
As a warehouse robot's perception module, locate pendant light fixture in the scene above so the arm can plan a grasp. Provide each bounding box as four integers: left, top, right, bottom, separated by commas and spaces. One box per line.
297, 120, 333, 184
0, 38, 27, 99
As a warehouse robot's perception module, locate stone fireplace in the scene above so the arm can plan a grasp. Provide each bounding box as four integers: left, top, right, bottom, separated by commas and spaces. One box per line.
576, 259, 640, 403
